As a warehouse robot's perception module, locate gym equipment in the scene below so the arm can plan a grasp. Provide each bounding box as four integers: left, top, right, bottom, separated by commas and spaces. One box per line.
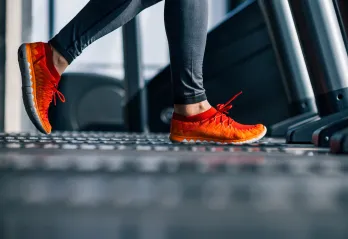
137, 0, 315, 133
330, 127, 348, 154
259, 0, 317, 137
123, 17, 148, 132
327, 0, 348, 153
49, 73, 125, 132
0, 0, 6, 131
0, 132, 347, 239
334, 0, 348, 51
0, 131, 323, 152
313, 116, 348, 148
286, 0, 348, 144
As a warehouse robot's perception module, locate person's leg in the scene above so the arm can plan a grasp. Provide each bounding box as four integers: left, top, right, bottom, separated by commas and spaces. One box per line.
166, 0, 267, 143
18, 0, 162, 134
164, 0, 211, 116
50, 0, 163, 74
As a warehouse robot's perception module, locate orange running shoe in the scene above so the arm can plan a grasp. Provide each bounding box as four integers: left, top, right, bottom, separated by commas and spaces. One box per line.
170, 92, 267, 144
18, 42, 65, 134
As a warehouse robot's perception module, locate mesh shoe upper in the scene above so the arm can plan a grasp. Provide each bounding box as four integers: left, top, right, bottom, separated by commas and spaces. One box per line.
170, 92, 266, 143
27, 42, 65, 133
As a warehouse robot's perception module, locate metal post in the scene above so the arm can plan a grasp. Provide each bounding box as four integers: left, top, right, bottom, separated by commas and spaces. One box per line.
259, 0, 315, 112
122, 17, 148, 133
333, 0, 348, 53
48, 0, 55, 38
328, 0, 348, 152
0, 0, 6, 131
291, 0, 348, 115
259, 0, 317, 136
287, 0, 348, 143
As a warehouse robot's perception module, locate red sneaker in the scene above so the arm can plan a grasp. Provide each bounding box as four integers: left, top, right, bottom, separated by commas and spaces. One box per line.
18, 42, 65, 134
170, 92, 267, 144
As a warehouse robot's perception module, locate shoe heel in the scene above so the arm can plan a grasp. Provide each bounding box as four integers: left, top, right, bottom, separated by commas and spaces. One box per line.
18, 44, 32, 88
18, 43, 27, 60
17, 43, 48, 134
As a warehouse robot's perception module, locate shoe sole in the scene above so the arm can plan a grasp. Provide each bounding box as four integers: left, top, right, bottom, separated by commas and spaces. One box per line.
169, 126, 267, 144
18, 44, 48, 134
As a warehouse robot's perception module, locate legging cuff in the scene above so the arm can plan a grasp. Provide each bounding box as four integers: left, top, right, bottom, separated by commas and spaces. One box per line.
48, 38, 75, 65
174, 93, 207, 104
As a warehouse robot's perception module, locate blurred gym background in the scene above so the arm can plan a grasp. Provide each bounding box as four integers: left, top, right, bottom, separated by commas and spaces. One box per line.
2, 1, 348, 238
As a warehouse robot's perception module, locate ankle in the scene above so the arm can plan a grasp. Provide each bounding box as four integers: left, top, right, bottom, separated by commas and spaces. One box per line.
174, 100, 211, 117
50, 45, 68, 75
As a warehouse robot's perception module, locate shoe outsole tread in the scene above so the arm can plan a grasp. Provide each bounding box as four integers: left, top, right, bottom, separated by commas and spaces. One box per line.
170, 126, 267, 144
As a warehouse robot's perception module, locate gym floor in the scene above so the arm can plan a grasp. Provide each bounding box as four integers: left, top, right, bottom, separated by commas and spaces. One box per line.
1, 132, 348, 239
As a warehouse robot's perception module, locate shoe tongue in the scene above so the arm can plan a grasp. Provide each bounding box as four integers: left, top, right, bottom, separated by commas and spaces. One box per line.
44, 43, 61, 81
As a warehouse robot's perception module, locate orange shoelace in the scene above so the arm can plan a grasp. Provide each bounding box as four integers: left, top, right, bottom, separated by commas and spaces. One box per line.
40, 78, 65, 120
49, 79, 65, 106
213, 91, 243, 125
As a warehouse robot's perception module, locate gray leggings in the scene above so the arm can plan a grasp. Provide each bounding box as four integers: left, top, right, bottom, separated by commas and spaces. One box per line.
49, 0, 208, 104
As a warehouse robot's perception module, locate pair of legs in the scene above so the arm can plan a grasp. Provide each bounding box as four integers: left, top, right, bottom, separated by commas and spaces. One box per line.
50, 0, 211, 116
18, 0, 266, 143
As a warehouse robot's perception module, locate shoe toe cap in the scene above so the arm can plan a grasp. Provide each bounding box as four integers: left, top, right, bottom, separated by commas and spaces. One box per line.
252, 124, 266, 135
